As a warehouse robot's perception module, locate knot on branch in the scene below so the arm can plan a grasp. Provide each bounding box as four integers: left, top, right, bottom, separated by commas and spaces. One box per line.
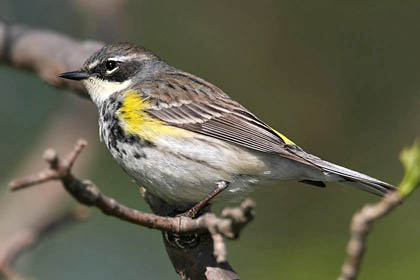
186, 199, 255, 263
162, 198, 255, 263
220, 199, 255, 239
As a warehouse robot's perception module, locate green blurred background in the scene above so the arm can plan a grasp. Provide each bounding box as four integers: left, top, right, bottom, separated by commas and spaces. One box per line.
1, 1, 419, 279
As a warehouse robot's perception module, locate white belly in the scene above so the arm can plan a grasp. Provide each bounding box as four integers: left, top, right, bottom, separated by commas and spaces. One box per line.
108, 133, 266, 206
105, 131, 330, 207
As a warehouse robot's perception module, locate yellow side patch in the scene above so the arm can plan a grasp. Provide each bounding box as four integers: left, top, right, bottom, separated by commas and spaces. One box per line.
118, 91, 186, 140
271, 127, 296, 145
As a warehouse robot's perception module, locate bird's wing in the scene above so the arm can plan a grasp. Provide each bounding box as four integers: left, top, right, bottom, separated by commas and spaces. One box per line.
136, 71, 395, 196
138, 72, 312, 165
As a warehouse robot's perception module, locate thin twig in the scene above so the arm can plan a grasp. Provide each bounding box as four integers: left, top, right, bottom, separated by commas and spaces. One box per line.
338, 141, 420, 280
9, 139, 254, 264
337, 192, 402, 280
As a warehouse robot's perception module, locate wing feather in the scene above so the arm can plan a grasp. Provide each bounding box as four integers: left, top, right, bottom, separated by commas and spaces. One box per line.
137, 72, 302, 158
121, 71, 395, 196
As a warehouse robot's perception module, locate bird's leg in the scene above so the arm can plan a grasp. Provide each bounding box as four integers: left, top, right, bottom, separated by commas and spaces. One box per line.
165, 181, 229, 249
178, 180, 230, 218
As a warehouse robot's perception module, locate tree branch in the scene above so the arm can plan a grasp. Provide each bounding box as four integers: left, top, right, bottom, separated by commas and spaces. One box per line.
338, 141, 420, 280
0, 20, 102, 97
0, 92, 99, 280
9, 140, 253, 279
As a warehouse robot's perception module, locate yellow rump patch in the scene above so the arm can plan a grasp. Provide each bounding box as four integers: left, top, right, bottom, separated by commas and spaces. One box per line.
271, 128, 296, 145
118, 91, 186, 140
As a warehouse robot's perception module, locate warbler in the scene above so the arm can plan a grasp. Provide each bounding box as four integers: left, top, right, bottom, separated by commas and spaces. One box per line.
59, 42, 395, 210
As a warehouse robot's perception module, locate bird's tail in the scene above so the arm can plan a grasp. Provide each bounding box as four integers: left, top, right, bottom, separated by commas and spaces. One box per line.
318, 159, 395, 196
290, 148, 396, 196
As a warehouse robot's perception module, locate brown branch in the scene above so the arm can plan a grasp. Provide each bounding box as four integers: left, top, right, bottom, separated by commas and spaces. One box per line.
0, 95, 99, 279
338, 141, 420, 280
144, 190, 248, 280
9, 139, 253, 279
0, 20, 102, 97
337, 192, 402, 280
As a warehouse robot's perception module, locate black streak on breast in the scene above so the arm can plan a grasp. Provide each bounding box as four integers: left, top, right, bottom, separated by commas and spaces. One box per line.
100, 97, 155, 160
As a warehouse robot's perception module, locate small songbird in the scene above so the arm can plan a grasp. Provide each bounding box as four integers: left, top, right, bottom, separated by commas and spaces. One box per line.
59, 42, 395, 215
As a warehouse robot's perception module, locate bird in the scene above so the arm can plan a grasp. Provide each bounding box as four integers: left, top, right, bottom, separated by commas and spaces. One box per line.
59, 42, 395, 216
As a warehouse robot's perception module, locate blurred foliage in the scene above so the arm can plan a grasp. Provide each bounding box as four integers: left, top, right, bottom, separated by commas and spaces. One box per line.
1, 1, 419, 279
399, 140, 420, 197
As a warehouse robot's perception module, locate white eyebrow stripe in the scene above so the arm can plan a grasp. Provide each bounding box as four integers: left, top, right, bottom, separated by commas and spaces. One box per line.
87, 59, 100, 69
108, 54, 150, 62
108, 55, 136, 62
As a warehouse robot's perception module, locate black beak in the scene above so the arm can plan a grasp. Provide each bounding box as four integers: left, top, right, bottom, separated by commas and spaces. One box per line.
59, 70, 90, 81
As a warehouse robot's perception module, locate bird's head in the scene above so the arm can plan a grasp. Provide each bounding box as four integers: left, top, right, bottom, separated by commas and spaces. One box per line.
59, 42, 162, 105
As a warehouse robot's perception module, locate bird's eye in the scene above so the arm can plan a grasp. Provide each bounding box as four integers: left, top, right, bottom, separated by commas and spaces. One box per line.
105, 60, 117, 71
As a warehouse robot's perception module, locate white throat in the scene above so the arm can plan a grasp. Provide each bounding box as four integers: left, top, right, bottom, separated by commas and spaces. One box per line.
83, 77, 133, 106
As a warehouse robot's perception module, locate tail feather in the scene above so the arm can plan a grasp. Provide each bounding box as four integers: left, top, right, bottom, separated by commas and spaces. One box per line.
290, 148, 396, 196
313, 157, 395, 196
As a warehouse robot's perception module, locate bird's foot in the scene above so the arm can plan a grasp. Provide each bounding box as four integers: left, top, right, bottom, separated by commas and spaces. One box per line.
165, 181, 229, 249
177, 180, 230, 219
